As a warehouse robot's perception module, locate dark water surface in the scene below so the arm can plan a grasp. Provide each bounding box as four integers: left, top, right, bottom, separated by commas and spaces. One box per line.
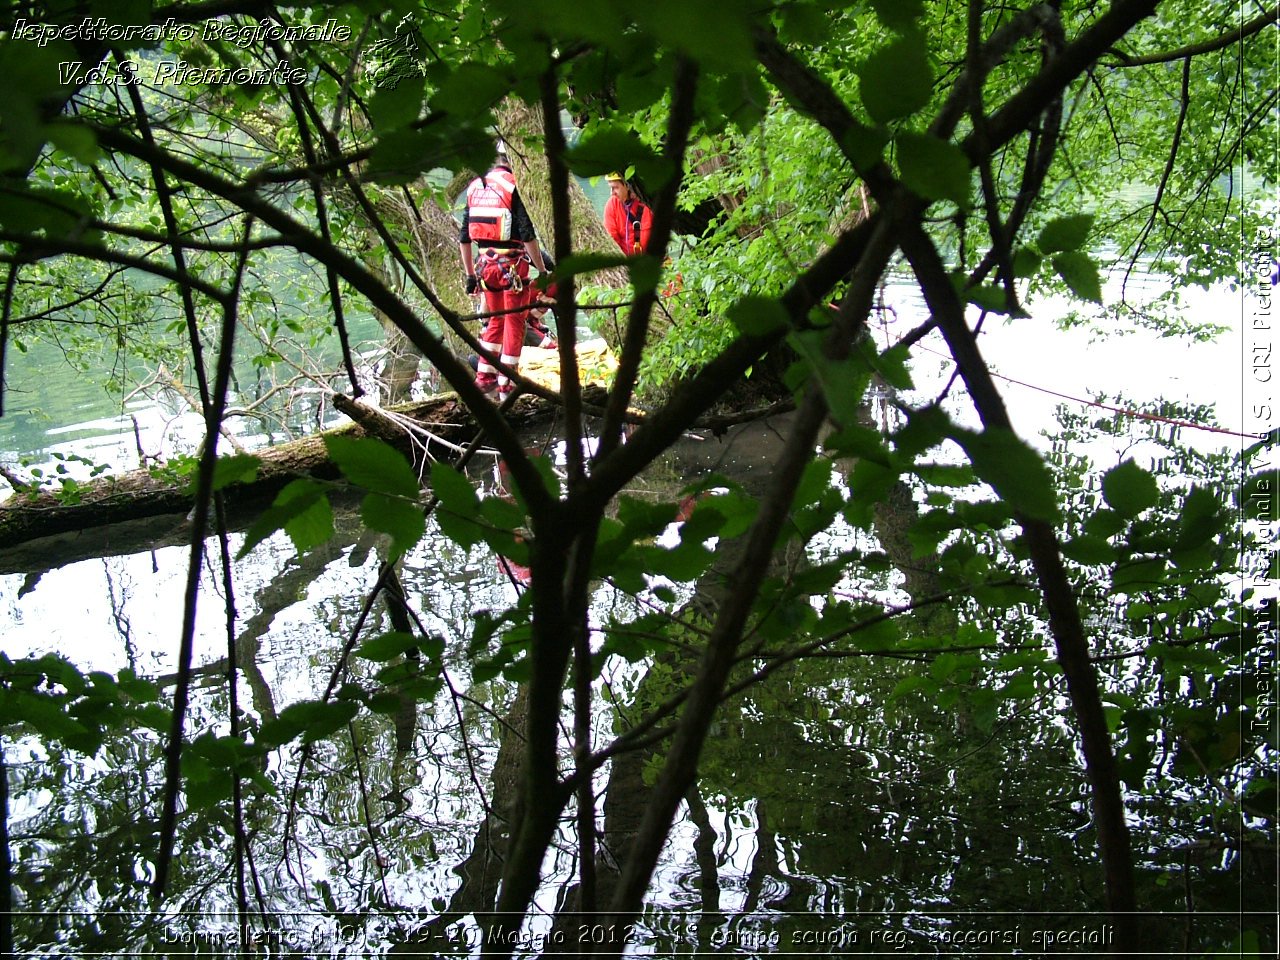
0, 409, 1271, 957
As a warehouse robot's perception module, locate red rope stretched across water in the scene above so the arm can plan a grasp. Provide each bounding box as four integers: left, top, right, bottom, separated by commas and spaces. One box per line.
913, 342, 1267, 441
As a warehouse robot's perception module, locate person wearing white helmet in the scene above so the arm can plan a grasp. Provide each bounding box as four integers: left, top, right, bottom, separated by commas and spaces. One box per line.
459, 146, 549, 401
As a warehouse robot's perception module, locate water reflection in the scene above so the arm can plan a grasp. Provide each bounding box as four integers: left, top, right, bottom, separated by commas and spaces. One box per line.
0, 412, 1272, 956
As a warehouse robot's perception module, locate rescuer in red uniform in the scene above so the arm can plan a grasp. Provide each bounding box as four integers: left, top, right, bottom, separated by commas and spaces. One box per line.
459, 147, 549, 401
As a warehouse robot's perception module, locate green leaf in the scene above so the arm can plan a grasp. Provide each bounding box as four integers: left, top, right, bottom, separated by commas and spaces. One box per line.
46, 123, 99, 163
823, 424, 892, 463
357, 631, 420, 662
1036, 214, 1094, 254
209, 454, 260, 492
729, 295, 789, 336
362, 493, 425, 557
869, 0, 926, 30
897, 132, 970, 206
1084, 508, 1126, 539
1061, 535, 1116, 565
1112, 557, 1168, 592
952, 427, 1059, 522
894, 405, 951, 458
617, 496, 679, 538
693, 489, 758, 539
780, 4, 831, 44
858, 35, 933, 124
368, 76, 424, 131
430, 62, 508, 117
430, 461, 481, 515
326, 435, 420, 499
1052, 251, 1103, 303
636, 541, 714, 582
628, 255, 663, 293
367, 125, 470, 185
788, 329, 871, 426
553, 252, 632, 282
615, 65, 669, 111
367, 692, 406, 715
838, 124, 888, 170
794, 458, 834, 510
0, 184, 101, 244
1176, 486, 1223, 550
565, 125, 666, 181
430, 462, 485, 547
966, 284, 1007, 313
1102, 460, 1159, 518
891, 674, 939, 699
257, 699, 359, 747
632, 0, 756, 70
471, 655, 506, 685
238, 479, 333, 557
1011, 247, 1042, 278
480, 496, 526, 531
860, 340, 914, 389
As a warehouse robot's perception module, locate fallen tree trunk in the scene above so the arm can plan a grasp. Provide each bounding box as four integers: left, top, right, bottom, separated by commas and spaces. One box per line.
0, 393, 557, 552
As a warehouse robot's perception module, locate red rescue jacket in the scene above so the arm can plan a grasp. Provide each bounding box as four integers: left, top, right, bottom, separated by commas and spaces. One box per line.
604, 195, 653, 255
465, 167, 517, 244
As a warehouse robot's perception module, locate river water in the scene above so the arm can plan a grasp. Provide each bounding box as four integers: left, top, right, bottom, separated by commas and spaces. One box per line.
0, 273, 1272, 955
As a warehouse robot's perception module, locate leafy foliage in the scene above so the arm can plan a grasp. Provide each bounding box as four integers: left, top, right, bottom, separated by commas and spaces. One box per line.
0, 0, 1274, 954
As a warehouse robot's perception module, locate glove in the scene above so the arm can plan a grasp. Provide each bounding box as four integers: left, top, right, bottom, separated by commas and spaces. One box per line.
465, 274, 479, 295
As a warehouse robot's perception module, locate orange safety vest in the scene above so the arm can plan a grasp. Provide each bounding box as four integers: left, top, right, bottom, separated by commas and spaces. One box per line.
465, 168, 517, 244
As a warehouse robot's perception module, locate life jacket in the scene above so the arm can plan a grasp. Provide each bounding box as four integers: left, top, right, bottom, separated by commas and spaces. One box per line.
465, 167, 517, 244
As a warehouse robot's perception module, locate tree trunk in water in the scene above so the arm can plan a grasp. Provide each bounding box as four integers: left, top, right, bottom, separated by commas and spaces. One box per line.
0, 395, 557, 552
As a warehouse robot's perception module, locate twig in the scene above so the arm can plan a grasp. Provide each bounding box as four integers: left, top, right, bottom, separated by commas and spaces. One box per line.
1122, 55, 1192, 299
153, 215, 254, 901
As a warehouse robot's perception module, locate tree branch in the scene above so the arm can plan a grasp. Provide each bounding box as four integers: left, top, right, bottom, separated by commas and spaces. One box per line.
83, 122, 555, 519
756, 17, 1142, 940
152, 216, 251, 901
594, 55, 700, 462
1108, 4, 1279, 66
539, 68, 585, 487
1122, 55, 1192, 299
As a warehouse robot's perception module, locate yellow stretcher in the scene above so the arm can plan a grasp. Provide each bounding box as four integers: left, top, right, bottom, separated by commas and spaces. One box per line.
517, 338, 618, 392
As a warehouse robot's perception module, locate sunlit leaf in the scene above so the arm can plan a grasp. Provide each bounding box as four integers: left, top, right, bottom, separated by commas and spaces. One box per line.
209, 453, 260, 492
1036, 214, 1094, 254
326, 435, 420, 499
1052, 251, 1103, 303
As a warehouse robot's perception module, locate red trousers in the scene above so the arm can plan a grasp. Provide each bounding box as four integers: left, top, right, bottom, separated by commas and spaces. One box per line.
475, 252, 534, 387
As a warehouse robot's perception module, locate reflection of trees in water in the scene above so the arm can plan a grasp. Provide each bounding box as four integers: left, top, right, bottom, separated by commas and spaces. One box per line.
5, 415, 1272, 955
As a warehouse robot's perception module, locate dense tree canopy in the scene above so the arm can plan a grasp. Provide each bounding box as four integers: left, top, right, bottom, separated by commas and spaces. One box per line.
0, 1, 1275, 956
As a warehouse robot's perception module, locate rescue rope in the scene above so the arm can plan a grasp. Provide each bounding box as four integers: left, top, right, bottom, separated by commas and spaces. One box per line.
914, 342, 1267, 441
